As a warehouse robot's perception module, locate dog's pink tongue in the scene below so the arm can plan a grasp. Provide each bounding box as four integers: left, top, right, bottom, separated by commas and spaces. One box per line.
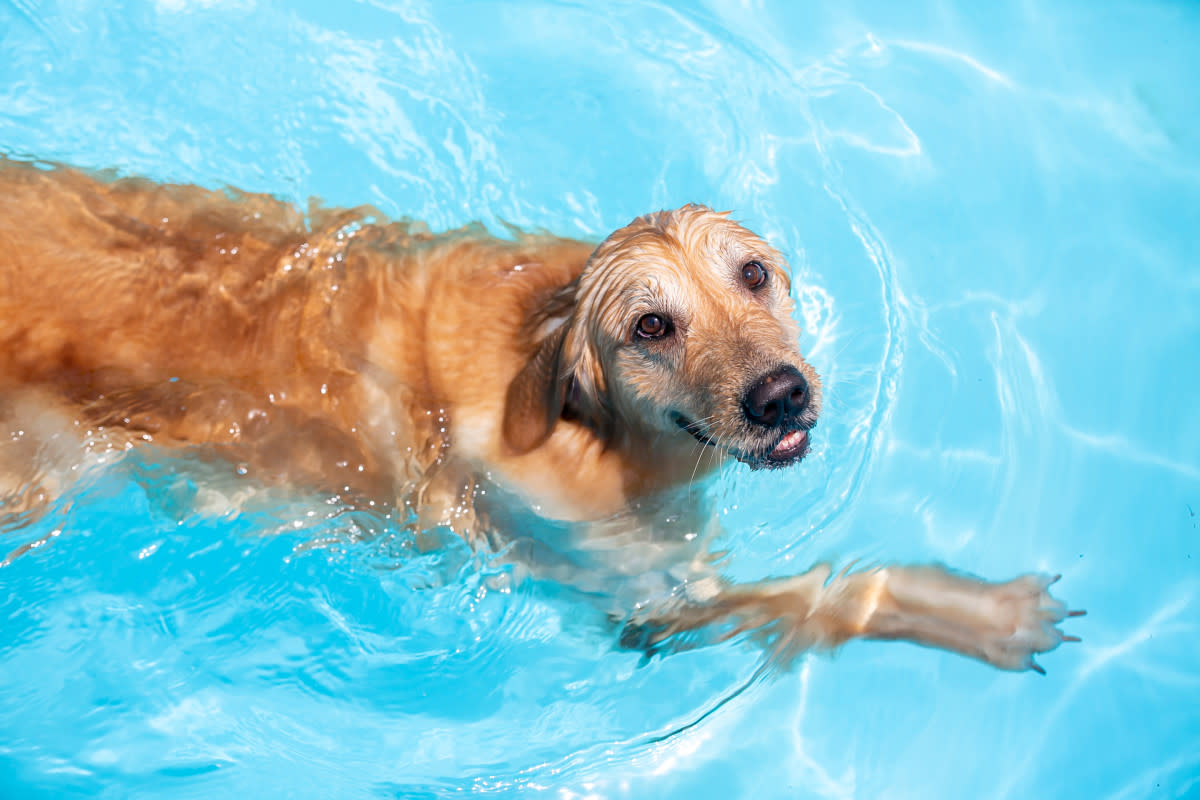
771, 430, 808, 459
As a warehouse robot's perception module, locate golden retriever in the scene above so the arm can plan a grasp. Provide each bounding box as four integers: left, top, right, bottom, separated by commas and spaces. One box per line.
0, 159, 1081, 672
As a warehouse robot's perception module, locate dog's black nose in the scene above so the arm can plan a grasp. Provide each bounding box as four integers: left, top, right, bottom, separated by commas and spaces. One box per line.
742, 367, 808, 428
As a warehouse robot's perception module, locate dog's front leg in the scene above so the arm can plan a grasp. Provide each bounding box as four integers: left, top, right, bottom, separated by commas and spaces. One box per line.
623, 563, 1082, 673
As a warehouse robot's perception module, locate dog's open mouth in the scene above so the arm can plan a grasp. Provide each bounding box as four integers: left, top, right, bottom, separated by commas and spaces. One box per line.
673, 414, 811, 468
767, 429, 809, 463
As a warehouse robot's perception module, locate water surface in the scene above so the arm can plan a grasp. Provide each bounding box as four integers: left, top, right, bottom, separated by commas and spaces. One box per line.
1, 1, 1197, 798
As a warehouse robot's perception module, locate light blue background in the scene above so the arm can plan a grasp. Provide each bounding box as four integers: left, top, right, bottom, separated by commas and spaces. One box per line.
1, 1, 1197, 797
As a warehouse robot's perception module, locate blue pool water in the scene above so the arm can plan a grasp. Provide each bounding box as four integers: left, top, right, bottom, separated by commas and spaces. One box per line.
1, 1, 1198, 797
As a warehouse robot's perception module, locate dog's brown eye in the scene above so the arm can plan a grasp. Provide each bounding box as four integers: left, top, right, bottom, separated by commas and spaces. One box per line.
741, 260, 767, 289
635, 313, 670, 339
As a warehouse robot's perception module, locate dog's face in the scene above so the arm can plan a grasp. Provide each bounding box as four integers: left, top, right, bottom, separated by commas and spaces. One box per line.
504, 205, 821, 472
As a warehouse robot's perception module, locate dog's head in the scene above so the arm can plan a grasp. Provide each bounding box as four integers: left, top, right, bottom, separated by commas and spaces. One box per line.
503, 205, 821, 471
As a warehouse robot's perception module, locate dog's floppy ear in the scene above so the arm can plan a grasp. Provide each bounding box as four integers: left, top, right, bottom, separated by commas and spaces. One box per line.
503, 323, 569, 455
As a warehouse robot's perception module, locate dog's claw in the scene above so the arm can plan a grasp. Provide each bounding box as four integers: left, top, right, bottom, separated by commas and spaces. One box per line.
1067, 609, 1087, 618
1029, 660, 1046, 676
1062, 635, 1082, 643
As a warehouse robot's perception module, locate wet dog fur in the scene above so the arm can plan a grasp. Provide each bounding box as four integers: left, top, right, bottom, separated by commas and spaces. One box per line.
0, 159, 1080, 671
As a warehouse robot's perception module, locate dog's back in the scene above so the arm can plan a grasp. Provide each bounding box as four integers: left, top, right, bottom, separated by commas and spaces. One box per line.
0, 160, 361, 389
0, 160, 595, 501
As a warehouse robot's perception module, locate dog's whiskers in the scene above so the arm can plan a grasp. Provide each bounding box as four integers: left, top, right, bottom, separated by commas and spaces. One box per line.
684, 413, 725, 495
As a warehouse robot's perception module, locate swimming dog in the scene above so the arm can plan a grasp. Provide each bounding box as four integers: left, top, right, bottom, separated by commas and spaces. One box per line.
0, 159, 1081, 671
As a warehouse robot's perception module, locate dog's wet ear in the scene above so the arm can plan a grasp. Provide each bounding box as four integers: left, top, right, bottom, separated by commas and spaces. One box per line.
503, 323, 569, 455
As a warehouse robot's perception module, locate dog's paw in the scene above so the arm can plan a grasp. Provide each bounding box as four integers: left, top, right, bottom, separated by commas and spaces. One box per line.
617, 618, 666, 663
615, 602, 717, 664
979, 573, 1084, 674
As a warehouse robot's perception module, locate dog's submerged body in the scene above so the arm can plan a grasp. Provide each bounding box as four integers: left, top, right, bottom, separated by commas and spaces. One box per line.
0, 159, 1080, 671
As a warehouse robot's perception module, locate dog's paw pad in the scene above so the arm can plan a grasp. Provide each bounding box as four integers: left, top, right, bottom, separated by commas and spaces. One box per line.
983, 573, 1084, 673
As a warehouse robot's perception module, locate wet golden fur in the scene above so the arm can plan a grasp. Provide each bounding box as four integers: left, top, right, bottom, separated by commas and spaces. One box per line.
0, 159, 1080, 671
